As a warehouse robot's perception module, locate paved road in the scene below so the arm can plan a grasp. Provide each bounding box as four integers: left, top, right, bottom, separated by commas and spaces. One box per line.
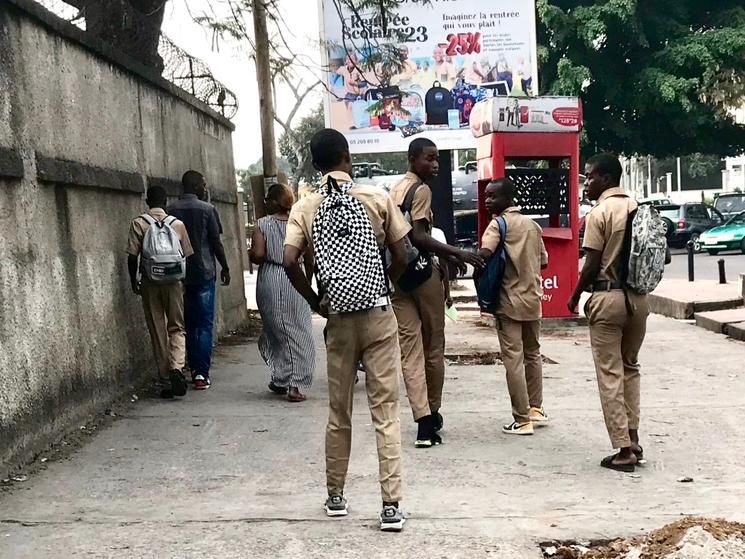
665, 249, 745, 282
2, 309, 745, 558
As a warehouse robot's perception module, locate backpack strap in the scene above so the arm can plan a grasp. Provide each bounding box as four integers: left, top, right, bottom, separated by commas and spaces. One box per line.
163, 216, 177, 226
401, 179, 423, 215
495, 216, 507, 252
139, 213, 157, 226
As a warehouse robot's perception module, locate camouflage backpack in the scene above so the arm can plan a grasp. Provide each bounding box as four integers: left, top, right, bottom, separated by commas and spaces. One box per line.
620, 204, 667, 294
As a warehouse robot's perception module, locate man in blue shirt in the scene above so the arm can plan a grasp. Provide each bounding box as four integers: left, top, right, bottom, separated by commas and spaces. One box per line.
168, 170, 231, 389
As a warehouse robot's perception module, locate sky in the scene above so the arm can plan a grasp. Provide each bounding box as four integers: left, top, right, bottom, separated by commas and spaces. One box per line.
160, 0, 323, 169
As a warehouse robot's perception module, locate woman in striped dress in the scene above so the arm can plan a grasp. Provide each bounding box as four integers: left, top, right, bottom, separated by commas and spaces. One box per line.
249, 184, 315, 402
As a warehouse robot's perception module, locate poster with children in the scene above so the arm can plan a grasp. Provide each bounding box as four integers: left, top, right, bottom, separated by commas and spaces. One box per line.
319, 0, 539, 153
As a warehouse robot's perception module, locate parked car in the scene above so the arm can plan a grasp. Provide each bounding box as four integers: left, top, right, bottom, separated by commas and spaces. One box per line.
654, 203, 724, 250
698, 211, 745, 255
713, 193, 745, 221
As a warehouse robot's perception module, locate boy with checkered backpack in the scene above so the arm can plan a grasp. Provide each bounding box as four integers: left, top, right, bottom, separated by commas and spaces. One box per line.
283, 129, 411, 532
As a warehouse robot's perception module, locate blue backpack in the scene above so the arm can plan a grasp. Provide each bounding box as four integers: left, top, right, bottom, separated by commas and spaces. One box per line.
476, 216, 507, 314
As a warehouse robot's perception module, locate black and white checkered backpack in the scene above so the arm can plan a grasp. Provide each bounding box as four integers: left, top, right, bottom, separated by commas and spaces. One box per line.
312, 177, 389, 313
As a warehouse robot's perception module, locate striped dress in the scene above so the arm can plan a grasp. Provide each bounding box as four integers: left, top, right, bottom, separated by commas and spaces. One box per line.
256, 216, 315, 389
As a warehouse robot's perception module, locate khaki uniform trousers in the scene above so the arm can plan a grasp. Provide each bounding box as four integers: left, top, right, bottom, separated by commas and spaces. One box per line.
325, 305, 403, 503
586, 290, 649, 449
391, 269, 446, 421
140, 280, 186, 382
495, 315, 543, 423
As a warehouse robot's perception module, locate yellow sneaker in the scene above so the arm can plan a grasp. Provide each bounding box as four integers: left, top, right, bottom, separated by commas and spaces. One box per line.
529, 407, 549, 425
502, 421, 534, 435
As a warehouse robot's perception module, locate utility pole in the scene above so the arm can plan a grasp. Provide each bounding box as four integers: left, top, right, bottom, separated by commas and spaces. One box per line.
252, 0, 277, 193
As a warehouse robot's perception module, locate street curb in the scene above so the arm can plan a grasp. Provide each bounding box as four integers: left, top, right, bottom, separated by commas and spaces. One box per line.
726, 322, 745, 342
694, 308, 745, 334
648, 293, 743, 320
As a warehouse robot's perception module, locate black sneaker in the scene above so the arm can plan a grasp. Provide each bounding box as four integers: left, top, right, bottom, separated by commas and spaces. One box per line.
414, 415, 442, 448
434, 411, 444, 432
169, 369, 188, 397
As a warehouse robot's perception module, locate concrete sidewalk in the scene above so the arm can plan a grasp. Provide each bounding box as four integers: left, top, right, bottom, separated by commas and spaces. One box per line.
1, 310, 744, 558
649, 277, 744, 320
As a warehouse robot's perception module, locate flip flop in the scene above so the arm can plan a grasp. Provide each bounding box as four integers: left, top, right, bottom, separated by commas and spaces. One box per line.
287, 388, 307, 403
268, 382, 288, 395
634, 446, 644, 460
600, 453, 636, 473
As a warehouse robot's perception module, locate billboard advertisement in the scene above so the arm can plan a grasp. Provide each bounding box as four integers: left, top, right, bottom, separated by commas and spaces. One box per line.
319, 0, 539, 153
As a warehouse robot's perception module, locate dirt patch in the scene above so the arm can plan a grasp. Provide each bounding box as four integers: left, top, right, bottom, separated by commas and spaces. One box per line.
445, 351, 502, 366
541, 517, 745, 558
1, 393, 137, 493
445, 352, 558, 366
219, 311, 263, 345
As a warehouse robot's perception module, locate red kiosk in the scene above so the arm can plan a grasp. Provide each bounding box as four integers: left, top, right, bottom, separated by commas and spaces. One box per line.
470, 97, 583, 318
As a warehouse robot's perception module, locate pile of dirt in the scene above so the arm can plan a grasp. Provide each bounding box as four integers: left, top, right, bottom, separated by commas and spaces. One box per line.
543, 518, 745, 559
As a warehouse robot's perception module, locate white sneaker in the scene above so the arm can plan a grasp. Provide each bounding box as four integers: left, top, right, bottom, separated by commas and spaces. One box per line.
380, 505, 406, 532
502, 421, 534, 435
324, 495, 348, 517
529, 407, 549, 425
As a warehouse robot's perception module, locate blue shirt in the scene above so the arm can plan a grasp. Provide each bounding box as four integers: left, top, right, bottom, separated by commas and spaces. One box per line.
167, 194, 222, 285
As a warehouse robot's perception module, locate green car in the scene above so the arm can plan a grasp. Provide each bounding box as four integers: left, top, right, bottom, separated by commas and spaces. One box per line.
699, 211, 745, 255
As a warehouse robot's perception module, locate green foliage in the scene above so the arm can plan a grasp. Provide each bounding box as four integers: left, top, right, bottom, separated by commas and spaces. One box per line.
538, 1, 745, 158
278, 104, 325, 185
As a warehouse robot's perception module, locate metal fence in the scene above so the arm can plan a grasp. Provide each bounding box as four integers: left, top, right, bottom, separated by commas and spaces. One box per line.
31, 0, 239, 119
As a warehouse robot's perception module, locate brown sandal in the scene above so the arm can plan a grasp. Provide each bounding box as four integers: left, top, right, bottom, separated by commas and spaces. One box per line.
287, 387, 306, 402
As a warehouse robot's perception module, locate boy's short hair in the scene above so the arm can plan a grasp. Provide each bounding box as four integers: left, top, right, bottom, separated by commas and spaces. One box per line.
488, 177, 515, 199
146, 185, 167, 206
181, 170, 204, 191
310, 129, 349, 172
587, 153, 623, 184
408, 138, 437, 159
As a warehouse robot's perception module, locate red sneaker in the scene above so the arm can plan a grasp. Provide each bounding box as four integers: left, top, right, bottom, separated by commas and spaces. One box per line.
193, 375, 211, 390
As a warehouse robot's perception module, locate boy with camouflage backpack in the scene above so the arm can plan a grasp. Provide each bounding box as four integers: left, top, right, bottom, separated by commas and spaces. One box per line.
568, 153, 667, 474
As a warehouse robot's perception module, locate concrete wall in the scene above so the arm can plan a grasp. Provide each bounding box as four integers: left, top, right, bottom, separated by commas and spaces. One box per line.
0, 1, 248, 473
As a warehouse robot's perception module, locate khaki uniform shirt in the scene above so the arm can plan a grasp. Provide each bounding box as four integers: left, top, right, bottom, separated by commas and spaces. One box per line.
481, 207, 548, 321
582, 187, 637, 283
285, 171, 411, 253
390, 172, 433, 233
126, 207, 194, 258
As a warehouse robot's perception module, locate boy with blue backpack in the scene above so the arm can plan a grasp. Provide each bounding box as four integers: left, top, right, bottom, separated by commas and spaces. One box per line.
127, 186, 194, 399
477, 178, 549, 436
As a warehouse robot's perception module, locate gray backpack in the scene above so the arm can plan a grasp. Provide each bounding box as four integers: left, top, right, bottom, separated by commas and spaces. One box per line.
312, 177, 389, 313
139, 214, 186, 284
620, 204, 667, 294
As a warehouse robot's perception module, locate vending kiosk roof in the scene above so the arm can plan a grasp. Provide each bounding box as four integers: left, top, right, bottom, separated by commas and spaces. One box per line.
470, 97, 582, 138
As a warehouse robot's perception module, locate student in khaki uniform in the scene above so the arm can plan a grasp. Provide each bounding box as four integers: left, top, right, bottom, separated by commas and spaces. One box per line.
283, 129, 410, 532
389, 138, 484, 448
567, 153, 649, 473
478, 178, 549, 435
127, 186, 194, 399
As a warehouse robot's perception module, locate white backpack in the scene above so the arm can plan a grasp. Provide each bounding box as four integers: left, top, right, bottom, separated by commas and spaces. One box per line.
622, 204, 667, 294
312, 178, 388, 313
139, 214, 186, 284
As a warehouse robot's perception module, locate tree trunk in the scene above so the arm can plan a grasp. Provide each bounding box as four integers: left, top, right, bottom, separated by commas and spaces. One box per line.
73, 0, 166, 72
